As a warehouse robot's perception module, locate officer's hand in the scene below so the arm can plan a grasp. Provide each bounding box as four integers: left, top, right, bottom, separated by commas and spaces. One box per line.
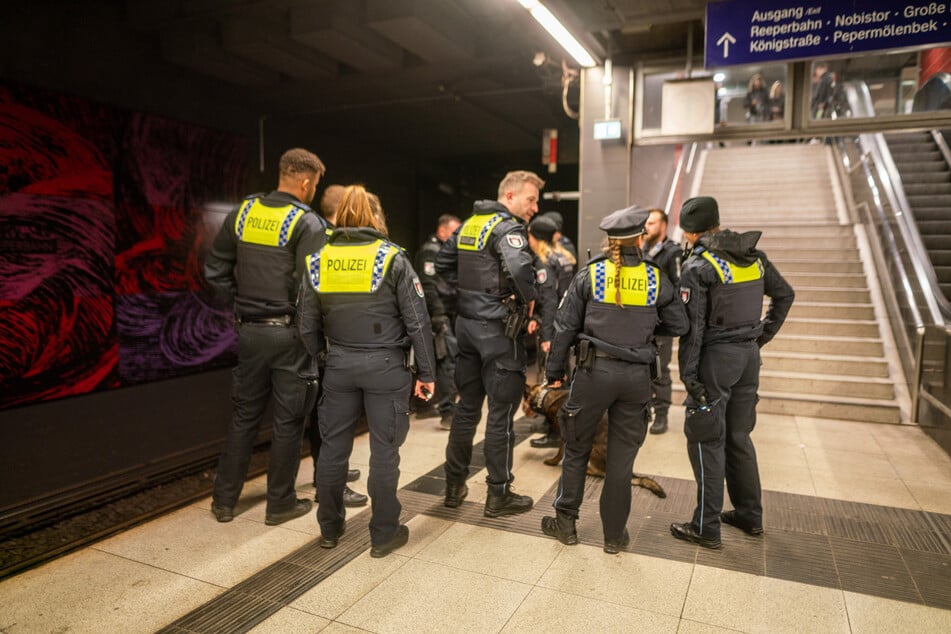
415, 380, 435, 401
541, 340, 551, 353
431, 315, 450, 333
527, 318, 539, 335
547, 375, 565, 389
683, 379, 708, 405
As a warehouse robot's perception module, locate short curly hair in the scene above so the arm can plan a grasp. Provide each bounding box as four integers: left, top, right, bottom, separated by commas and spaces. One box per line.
279, 148, 326, 179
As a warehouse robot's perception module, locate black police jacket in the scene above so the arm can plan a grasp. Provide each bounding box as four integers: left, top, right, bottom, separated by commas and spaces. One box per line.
204, 190, 329, 320
546, 248, 688, 380
677, 229, 795, 387
434, 200, 536, 321
414, 234, 456, 319
297, 227, 437, 383
644, 237, 682, 285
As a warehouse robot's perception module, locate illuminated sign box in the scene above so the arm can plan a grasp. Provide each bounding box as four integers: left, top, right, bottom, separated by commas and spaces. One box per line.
593, 118, 622, 140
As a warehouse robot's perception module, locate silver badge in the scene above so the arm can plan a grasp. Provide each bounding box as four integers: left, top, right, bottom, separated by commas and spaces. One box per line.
536, 269, 548, 284
423, 261, 436, 276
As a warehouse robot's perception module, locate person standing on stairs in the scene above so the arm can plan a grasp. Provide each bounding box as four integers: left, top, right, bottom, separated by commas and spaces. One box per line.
671, 196, 795, 549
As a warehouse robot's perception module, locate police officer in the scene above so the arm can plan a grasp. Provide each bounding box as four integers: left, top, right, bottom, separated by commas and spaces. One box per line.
527, 215, 576, 449
414, 214, 462, 430
642, 208, 682, 435
307, 184, 367, 508
670, 196, 794, 549
540, 205, 688, 554
436, 170, 542, 517
298, 185, 435, 558
204, 148, 328, 525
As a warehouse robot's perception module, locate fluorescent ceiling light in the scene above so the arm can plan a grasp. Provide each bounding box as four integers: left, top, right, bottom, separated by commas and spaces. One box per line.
516, 0, 596, 68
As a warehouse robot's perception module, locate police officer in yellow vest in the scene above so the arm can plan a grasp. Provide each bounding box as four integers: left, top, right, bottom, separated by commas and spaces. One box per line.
204, 148, 330, 525
435, 170, 541, 518
670, 196, 794, 549
541, 205, 688, 554
298, 185, 435, 558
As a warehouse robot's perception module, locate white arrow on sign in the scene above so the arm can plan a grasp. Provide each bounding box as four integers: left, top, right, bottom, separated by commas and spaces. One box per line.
717, 32, 736, 57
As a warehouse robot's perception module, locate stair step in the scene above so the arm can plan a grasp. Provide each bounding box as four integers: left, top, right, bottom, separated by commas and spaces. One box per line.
894, 160, 947, 173
904, 183, 951, 195
782, 272, 867, 288
726, 223, 853, 238
916, 221, 951, 233
785, 302, 875, 320
766, 247, 859, 261
774, 259, 864, 274
891, 149, 943, 161
670, 386, 901, 423
757, 235, 855, 250
889, 142, 937, 154
767, 333, 883, 356
927, 250, 951, 266
914, 206, 951, 220
790, 287, 871, 303
905, 194, 951, 207
758, 371, 895, 399
780, 317, 880, 338
923, 235, 951, 250
899, 171, 949, 184
760, 351, 889, 377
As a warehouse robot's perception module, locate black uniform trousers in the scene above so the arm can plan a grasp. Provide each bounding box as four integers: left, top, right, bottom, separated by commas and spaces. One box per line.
652, 336, 673, 416
433, 325, 459, 417
686, 340, 762, 538
445, 316, 526, 497
554, 359, 652, 542
213, 322, 309, 514
316, 346, 411, 546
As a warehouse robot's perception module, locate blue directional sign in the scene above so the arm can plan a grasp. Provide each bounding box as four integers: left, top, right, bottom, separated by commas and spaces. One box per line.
706, 0, 951, 67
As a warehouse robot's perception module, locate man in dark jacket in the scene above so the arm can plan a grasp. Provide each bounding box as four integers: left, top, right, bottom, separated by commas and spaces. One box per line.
436, 170, 542, 518
204, 148, 328, 526
671, 196, 794, 549
414, 214, 461, 429
642, 208, 681, 435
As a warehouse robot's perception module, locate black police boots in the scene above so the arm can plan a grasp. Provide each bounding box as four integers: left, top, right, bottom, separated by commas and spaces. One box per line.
541, 511, 578, 545
484, 490, 534, 518
603, 528, 630, 554
670, 522, 722, 549
650, 412, 668, 434
265, 499, 312, 526
444, 482, 469, 508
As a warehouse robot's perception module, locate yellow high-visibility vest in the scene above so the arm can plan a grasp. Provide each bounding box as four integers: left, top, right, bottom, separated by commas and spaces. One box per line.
307, 240, 397, 293
234, 198, 305, 247
589, 260, 658, 306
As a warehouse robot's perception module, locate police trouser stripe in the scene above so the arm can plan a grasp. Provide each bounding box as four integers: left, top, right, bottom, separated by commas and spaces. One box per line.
697, 441, 705, 532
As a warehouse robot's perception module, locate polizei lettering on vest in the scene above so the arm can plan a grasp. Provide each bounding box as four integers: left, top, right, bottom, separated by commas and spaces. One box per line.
606, 276, 647, 291
326, 258, 368, 271
246, 217, 280, 231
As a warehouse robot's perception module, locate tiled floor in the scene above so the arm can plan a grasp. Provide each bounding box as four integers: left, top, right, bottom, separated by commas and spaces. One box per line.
2, 407, 951, 633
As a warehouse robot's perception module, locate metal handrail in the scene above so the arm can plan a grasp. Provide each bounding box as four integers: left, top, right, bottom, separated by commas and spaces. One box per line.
664, 142, 699, 218
844, 81, 950, 325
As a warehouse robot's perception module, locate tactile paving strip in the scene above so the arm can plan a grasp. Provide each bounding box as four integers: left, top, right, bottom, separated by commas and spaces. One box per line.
163, 429, 951, 631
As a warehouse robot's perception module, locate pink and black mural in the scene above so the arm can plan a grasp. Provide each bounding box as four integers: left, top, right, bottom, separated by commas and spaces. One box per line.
0, 82, 245, 409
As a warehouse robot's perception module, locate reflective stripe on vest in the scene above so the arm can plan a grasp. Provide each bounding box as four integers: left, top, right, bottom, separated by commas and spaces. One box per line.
234, 199, 305, 247
589, 260, 658, 306
701, 251, 764, 284
457, 213, 505, 251
308, 240, 397, 293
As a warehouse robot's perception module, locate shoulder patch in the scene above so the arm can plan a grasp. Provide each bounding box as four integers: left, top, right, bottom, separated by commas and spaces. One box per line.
413, 276, 425, 298
680, 287, 691, 304
506, 234, 525, 249
536, 268, 548, 285
423, 261, 436, 276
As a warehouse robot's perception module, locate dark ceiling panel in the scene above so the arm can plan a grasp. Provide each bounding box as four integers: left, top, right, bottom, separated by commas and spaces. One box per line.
366, 0, 475, 63
222, 15, 338, 80
290, 1, 404, 71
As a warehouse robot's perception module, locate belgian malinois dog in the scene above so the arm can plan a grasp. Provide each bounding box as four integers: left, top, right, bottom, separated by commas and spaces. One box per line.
523, 382, 667, 498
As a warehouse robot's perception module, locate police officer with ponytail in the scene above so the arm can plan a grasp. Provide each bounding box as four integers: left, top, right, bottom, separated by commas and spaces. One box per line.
205, 148, 329, 526
298, 185, 435, 558
541, 206, 688, 554
670, 196, 794, 549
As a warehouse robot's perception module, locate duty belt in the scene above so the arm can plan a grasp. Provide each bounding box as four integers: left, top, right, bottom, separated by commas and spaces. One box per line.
593, 349, 623, 360
242, 315, 292, 327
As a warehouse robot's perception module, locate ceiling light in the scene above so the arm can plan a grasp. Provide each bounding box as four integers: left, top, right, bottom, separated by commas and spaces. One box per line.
516, 0, 596, 68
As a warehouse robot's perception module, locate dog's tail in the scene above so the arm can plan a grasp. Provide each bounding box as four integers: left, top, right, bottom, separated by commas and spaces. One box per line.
632, 474, 667, 499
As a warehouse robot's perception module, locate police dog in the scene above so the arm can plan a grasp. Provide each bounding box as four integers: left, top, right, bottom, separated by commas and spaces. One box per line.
523, 382, 667, 498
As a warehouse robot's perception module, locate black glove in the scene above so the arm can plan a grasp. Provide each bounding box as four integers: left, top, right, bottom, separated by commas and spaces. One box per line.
431, 314, 450, 334
683, 379, 708, 405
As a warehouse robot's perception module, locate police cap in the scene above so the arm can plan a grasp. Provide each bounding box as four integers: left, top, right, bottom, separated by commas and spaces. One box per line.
679, 196, 719, 233
528, 216, 558, 242
598, 205, 650, 239
539, 211, 564, 231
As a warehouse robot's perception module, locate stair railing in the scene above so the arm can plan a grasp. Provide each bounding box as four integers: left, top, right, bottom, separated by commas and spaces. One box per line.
837, 80, 951, 424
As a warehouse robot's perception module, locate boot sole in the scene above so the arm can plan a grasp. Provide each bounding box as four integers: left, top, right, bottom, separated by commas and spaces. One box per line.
483, 504, 534, 518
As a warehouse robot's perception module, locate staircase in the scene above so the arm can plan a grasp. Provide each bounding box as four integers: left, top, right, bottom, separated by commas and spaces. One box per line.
884, 130, 951, 302
673, 143, 903, 424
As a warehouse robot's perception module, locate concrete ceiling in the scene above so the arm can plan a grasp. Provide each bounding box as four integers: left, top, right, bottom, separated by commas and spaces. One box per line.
4, 0, 705, 160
